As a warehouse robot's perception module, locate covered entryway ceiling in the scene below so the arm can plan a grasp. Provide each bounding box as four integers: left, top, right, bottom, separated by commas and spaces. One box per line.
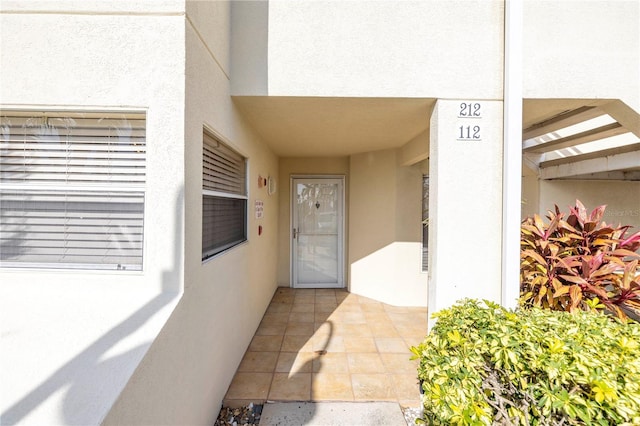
523, 99, 640, 181
234, 96, 639, 180
232, 97, 435, 157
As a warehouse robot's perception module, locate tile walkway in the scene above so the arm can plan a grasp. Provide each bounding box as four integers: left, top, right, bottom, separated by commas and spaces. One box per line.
223, 288, 428, 409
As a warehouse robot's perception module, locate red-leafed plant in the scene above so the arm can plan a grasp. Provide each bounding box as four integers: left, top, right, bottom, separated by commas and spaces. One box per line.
520, 200, 640, 321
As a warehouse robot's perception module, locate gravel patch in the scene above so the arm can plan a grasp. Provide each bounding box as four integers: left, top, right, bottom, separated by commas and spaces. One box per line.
215, 403, 262, 426
401, 406, 423, 425
216, 402, 422, 425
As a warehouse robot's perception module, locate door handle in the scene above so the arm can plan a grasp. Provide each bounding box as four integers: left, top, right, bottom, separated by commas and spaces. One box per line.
293, 228, 298, 239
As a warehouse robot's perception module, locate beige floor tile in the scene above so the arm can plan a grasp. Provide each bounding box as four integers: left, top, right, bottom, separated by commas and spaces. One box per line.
404, 337, 424, 350
388, 313, 426, 327
294, 291, 316, 300
383, 305, 411, 313
313, 321, 335, 336
261, 312, 290, 325
268, 372, 311, 401
335, 291, 351, 303
312, 373, 354, 401
291, 303, 315, 313
370, 323, 401, 338
375, 337, 410, 353
312, 352, 349, 373
315, 289, 336, 296
281, 334, 314, 352
255, 323, 287, 336
334, 302, 363, 314
394, 324, 428, 339
289, 311, 315, 323
238, 351, 278, 373
391, 374, 421, 403
343, 336, 378, 353
356, 294, 379, 304
275, 351, 314, 374
360, 303, 385, 313
351, 374, 396, 401
313, 334, 345, 353
225, 372, 272, 400
272, 295, 295, 304
331, 311, 367, 324
315, 303, 338, 313
335, 323, 373, 338
364, 312, 392, 323
285, 322, 315, 336
267, 302, 293, 314
314, 312, 333, 324
316, 295, 337, 304
379, 353, 418, 373
249, 335, 283, 352
347, 353, 385, 374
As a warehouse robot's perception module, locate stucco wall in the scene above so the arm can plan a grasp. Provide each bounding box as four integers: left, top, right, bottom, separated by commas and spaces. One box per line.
231, 0, 504, 98
539, 181, 640, 232
277, 157, 350, 287
349, 149, 427, 306
0, 6, 186, 426
522, 173, 541, 220
103, 3, 279, 425
523, 0, 640, 111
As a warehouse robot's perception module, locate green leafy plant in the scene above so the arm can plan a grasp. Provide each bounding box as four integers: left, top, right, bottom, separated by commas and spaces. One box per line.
410, 299, 640, 425
520, 200, 640, 320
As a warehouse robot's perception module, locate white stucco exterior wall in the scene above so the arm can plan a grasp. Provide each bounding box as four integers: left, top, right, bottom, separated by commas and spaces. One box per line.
538, 180, 640, 231
262, 0, 504, 98
523, 0, 640, 111
0, 5, 186, 425
102, 3, 280, 424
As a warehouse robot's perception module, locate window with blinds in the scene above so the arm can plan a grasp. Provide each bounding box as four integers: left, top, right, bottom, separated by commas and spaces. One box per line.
202, 130, 247, 260
0, 112, 145, 270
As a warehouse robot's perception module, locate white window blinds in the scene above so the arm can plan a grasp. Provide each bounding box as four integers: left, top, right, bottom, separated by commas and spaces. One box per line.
202, 131, 246, 195
0, 112, 146, 270
202, 131, 247, 260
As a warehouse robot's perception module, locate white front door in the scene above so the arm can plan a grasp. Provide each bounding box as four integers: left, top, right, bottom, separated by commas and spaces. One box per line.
292, 177, 344, 288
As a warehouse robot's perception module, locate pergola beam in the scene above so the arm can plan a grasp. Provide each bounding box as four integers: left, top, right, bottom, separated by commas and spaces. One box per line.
540, 143, 640, 179
523, 122, 627, 153
522, 106, 603, 140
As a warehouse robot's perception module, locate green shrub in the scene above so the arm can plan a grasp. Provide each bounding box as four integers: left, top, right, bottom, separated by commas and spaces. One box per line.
520, 200, 640, 321
410, 299, 640, 425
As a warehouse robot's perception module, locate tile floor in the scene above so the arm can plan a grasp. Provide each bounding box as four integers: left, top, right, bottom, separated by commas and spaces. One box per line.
223, 288, 428, 408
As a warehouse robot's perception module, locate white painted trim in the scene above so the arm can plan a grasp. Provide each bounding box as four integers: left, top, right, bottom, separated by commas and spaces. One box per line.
202, 189, 248, 200
502, 0, 523, 309
291, 176, 345, 289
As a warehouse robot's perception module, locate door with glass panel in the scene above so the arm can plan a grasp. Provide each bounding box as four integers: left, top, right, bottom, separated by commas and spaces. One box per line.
292, 177, 344, 288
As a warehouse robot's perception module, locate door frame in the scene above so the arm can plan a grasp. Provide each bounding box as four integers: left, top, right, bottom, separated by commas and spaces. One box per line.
290, 175, 346, 289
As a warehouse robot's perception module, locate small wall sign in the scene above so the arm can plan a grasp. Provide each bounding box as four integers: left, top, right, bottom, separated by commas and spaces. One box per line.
255, 200, 264, 219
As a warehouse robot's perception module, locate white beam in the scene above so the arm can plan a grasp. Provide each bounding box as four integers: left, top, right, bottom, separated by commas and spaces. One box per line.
540, 147, 640, 179
502, 0, 522, 309
523, 122, 627, 153
522, 106, 603, 140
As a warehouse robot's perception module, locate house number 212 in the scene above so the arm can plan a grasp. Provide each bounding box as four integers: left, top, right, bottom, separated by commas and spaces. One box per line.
459, 102, 481, 117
